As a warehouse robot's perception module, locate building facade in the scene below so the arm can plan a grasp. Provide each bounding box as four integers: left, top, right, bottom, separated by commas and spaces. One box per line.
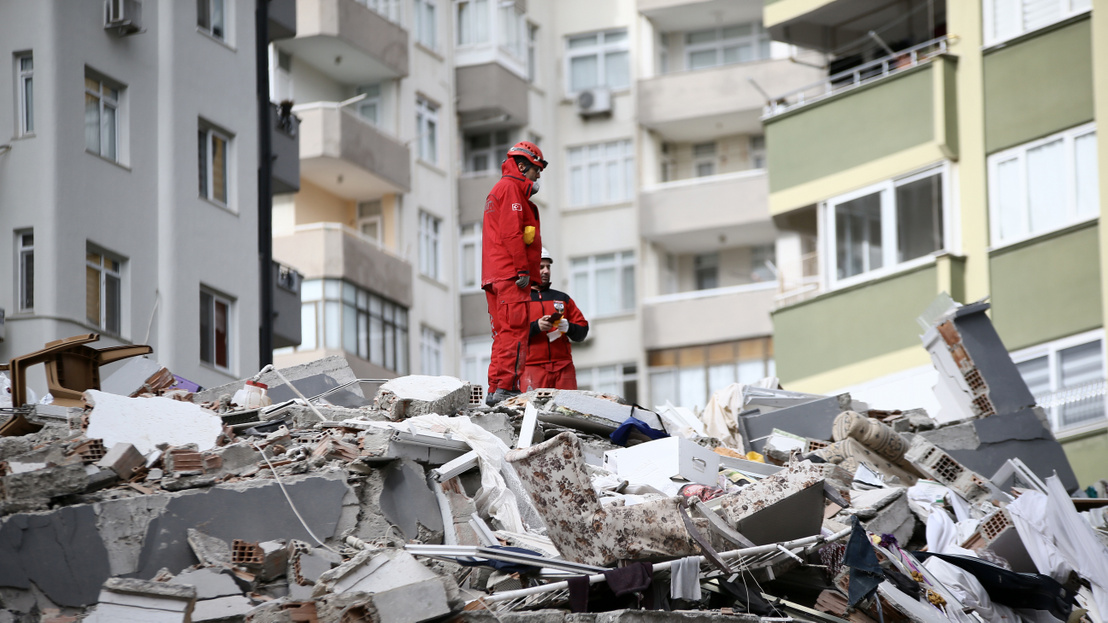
0, 0, 282, 391
761, 0, 1107, 483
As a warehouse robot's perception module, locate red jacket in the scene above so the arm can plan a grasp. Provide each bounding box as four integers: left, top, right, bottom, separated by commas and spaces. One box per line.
482, 159, 542, 288
526, 286, 589, 367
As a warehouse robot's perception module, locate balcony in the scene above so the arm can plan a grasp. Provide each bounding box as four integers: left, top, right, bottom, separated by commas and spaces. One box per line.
272, 260, 303, 349
642, 283, 776, 350
640, 170, 773, 252
458, 171, 498, 223
297, 104, 410, 200
268, 0, 296, 41
273, 223, 412, 308
638, 58, 823, 141
456, 63, 529, 129
764, 0, 945, 54
764, 47, 957, 215
281, 0, 408, 84
271, 103, 300, 194
639, 0, 763, 33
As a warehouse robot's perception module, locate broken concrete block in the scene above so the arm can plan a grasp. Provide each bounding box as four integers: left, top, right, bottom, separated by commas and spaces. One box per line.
377, 459, 445, 542
312, 548, 441, 598
83, 578, 196, 623
904, 437, 989, 502
164, 447, 222, 476
170, 568, 242, 599
738, 393, 844, 453
85, 390, 223, 455
96, 442, 144, 480
232, 539, 288, 582
316, 576, 454, 623
374, 375, 471, 420
1, 463, 88, 502
468, 412, 515, 447
192, 595, 254, 622
714, 461, 826, 545
189, 529, 233, 567
848, 487, 906, 521
210, 442, 262, 476
858, 489, 914, 546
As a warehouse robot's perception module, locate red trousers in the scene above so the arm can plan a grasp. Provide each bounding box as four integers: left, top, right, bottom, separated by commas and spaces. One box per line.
485, 280, 532, 392
521, 361, 578, 392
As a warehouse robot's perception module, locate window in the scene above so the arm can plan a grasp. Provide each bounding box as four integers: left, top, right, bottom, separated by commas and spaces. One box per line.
570, 251, 635, 317
464, 129, 511, 173
578, 364, 638, 403
298, 279, 409, 374
16, 230, 33, 312
527, 22, 538, 82
16, 52, 33, 136
692, 142, 717, 177
415, 0, 437, 48
85, 72, 121, 161
355, 84, 381, 125
86, 248, 123, 335
419, 211, 442, 280
456, 0, 490, 46
461, 337, 492, 387
459, 223, 482, 291
270, 47, 293, 102
357, 200, 383, 245
416, 96, 438, 164
825, 167, 945, 284
694, 253, 719, 290
362, 0, 402, 24
200, 288, 232, 369
421, 326, 444, 375
566, 29, 629, 93
649, 338, 774, 410
750, 135, 766, 169
498, 0, 525, 60
1013, 331, 1105, 433
750, 244, 776, 282
197, 0, 226, 40
685, 23, 771, 70
198, 123, 232, 205
567, 139, 634, 207
989, 124, 1097, 246
984, 0, 1090, 46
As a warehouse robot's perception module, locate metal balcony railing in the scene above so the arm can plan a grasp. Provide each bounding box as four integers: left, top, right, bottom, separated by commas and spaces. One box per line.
765, 35, 952, 117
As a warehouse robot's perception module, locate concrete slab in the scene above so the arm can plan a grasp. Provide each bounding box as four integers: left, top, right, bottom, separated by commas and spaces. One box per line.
1, 463, 88, 501
85, 391, 223, 455
191, 595, 253, 621
101, 357, 166, 397
374, 375, 471, 420
379, 460, 445, 542
171, 568, 241, 599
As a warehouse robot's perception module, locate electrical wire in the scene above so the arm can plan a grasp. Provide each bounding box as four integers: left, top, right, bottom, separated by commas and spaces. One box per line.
251, 439, 341, 554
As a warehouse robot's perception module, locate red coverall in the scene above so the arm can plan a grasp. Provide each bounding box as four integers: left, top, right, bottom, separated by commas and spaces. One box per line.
482, 159, 542, 393
521, 286, 589, 391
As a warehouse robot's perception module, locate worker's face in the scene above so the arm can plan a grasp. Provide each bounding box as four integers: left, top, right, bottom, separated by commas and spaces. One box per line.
519, 161, 541, 182
539, 259, 552, 286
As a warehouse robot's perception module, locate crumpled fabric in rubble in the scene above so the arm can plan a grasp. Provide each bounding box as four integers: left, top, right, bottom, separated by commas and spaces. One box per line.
844, 517, 884, 608
698, 383, 747, 449
916, 552, 1074, 622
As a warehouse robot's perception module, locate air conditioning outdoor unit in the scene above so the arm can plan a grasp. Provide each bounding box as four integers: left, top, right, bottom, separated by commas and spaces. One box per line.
104, 0, 142, 36
576, 88, 612, 117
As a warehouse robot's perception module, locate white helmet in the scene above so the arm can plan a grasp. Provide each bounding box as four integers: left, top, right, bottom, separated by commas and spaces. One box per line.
540, 247, 553, 262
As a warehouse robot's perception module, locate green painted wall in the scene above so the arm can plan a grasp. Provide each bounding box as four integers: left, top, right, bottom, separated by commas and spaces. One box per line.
990, 223, 1102, 351
772, 265, 938, 382
766, 66, 934, 192
983, 18, 1094, 154
1062, 430, 1108, 488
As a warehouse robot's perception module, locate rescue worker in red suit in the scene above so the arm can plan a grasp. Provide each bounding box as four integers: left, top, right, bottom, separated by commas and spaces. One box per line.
482, 141, 547, 406
521, 248, 589, 391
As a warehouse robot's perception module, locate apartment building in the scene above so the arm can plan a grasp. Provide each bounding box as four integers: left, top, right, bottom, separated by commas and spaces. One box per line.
0, 0, 288, 391
761, 0, 1107, 482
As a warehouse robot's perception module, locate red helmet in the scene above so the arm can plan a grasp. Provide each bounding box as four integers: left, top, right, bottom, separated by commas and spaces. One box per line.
507, 141, 548, 170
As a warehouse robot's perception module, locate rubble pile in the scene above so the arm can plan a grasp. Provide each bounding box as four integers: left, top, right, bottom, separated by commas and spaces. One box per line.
1, 301, 1107, 623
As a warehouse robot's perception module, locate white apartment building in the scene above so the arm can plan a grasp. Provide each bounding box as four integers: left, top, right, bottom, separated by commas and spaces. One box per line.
0, 0, 276, 392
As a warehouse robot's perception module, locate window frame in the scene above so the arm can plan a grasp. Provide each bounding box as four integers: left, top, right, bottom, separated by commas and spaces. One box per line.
569, 251, 636, 318
1011, 328, 1107, 435
459, 223, 482, 292
15, 52, 33, 136
692, 141, 717, 178
16, 230, 33, 312
822, 164, 949, 288
355, 83, 382, 126
418, 210, 442, 280
684, 22, 771, 71
297, 278, 409, 374
462, 128, 512, 175
415, 96, 439, 164
987, 122, 1097, 248
564, 28, 630, 95
86, 246, 124, 336
414, 0, 437, 49
198, 122, 233, 207
420, 325, 444, 375
566, 138, 635, 208
364, 0, 402, 24
197, 0, 228, 42
200, 287, 233, 371
983, 0, 1091, 48
455, 0, 490, 47
85, 72, 122, 162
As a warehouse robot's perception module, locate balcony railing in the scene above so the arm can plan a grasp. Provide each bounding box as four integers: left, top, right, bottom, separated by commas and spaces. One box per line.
765, 35, 951, 117
775, 252, 820, 308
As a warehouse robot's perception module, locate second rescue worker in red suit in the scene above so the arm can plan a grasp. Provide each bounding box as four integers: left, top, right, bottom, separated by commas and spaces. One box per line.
521, 248, 589, 391
482, 141, 547, 406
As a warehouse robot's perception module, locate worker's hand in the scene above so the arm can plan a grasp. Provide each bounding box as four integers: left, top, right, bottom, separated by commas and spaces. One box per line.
557, 319, 569, 333
515, 273, 530, 288
537, 315, 554, 332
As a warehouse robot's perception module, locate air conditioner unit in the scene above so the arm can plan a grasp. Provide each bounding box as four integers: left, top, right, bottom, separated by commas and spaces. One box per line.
576, 88, 612, 117
104, 0, 142, 36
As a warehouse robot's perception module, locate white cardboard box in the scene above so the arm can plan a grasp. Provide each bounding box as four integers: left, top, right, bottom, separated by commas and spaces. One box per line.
604, 437, 720, 496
